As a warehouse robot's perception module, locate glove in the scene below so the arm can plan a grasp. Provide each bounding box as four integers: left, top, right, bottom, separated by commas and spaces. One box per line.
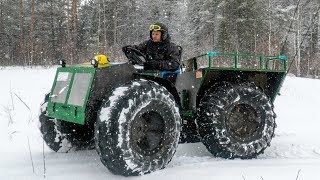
146, 54, 153, 61
122, 45, 134, 53
143, 60, 161, 70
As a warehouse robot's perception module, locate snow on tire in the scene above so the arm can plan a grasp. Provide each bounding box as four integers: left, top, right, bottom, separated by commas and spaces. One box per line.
39, 94, 72, 152
59, 120, 95, 150
95, 80, 181, 176
197, 83, 276, 159
39, 94, 94, 152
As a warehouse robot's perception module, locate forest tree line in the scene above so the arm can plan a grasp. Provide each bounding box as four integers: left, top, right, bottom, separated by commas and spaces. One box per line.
0, 0, 319, 78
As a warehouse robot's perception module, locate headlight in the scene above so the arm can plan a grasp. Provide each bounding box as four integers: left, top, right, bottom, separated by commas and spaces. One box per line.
59, 59, 66, 67
91, 59, 98, 68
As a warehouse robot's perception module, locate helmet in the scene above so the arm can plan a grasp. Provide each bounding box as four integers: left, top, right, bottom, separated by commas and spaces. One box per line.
149, 22, 168, 41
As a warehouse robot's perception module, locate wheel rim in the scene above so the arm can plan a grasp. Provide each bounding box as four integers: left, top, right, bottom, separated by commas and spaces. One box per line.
130, 111, 165, 156
226, 104, 261, 140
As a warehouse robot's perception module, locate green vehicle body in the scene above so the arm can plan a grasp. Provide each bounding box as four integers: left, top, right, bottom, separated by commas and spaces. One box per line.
46, 52, 287, 141
177, 52, 287, 119
47, 62, 137, 125
48, 66, 95, 125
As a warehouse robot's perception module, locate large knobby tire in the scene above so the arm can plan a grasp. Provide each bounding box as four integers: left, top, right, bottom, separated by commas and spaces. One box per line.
39, 94, 72, 152
39, 94, 94, 152
59, 121, 95, 150
198, 83, 276, 159
95, 80, 181, 176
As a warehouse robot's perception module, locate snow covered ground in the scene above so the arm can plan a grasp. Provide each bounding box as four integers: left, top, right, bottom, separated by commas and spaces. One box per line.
1, 67, 320, 180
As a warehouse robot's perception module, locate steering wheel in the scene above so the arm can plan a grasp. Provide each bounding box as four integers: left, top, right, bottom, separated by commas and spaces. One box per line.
122, 46, 147, 65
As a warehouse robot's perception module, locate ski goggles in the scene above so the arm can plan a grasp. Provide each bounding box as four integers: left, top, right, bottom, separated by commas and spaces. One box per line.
149, 24, 162, 31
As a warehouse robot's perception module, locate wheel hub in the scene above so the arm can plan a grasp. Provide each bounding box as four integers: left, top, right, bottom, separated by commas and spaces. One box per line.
130, 111, 165, 156
227, 104, 260, 140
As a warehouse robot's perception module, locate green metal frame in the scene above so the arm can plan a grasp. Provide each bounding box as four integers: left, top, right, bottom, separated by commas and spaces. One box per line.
188, 51, 287, 71
47, 66, 96, 125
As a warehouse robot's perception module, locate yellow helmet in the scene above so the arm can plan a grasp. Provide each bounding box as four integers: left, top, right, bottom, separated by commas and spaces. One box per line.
94, 54, 109, 66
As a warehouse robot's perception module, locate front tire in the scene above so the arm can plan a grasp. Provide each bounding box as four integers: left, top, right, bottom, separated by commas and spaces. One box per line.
39, 94, 94, 152
95, 80, 181, 176
39, 94, 72, 152
198, 83, 276, 159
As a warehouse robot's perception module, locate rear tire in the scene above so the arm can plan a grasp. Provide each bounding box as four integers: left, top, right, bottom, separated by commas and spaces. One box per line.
198, 83, 275, 159
95, 80, 181, 176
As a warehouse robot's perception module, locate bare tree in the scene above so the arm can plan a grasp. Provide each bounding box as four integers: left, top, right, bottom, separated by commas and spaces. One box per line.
73, 0, 78, 34
0, 1, 3, 34
113, 1, 119, 46
295, 3, 301, 76
19, 0, 25, 65
73, 0, 78, 63
29, 0, 36, 66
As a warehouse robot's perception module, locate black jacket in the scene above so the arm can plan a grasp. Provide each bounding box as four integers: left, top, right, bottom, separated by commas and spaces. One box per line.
133, 37, 180, 71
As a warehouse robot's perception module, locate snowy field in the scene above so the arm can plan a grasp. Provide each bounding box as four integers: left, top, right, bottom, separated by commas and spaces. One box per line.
1, 67, 320, 180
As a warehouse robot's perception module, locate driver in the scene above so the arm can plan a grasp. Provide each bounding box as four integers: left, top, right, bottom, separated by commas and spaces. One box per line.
123, 22, 180, 71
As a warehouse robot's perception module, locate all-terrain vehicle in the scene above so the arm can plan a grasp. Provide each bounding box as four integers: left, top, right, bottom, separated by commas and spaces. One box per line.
39, 48, 287, 176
